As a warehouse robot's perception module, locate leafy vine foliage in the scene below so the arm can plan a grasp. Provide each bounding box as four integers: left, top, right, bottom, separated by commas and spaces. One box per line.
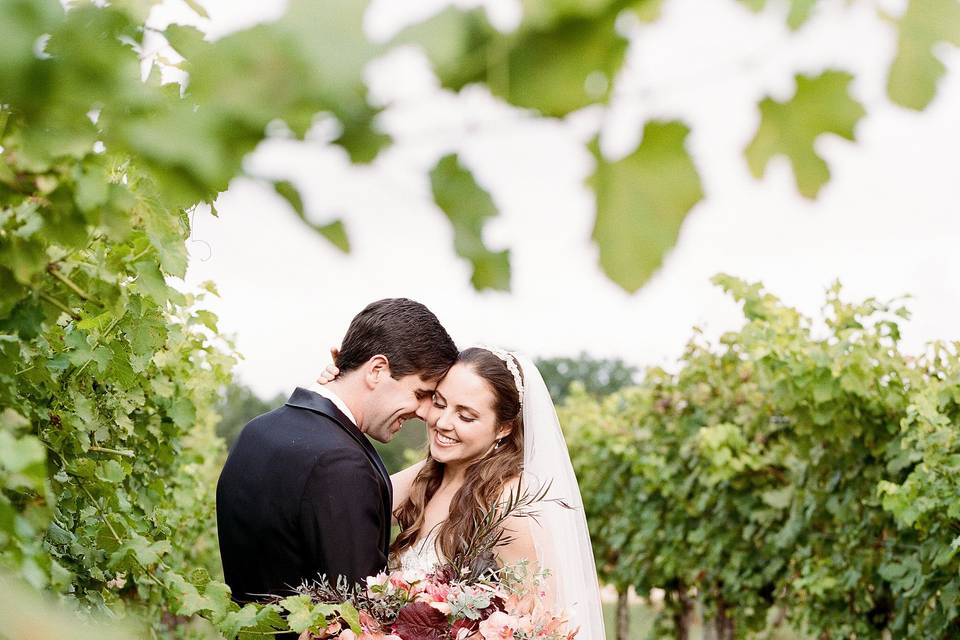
563, 276, 960, 638
0, 0, 324, 635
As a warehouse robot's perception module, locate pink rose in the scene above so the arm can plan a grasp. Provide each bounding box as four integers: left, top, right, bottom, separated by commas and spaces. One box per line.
388, 571, 409, 591
425, 582, 450, 601
478, 611, 519, 640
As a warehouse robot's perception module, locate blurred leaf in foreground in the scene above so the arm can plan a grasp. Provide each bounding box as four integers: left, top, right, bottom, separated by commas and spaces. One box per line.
430, 154, 510, 291
745, 70, 865, 199
590, 121, 704, 293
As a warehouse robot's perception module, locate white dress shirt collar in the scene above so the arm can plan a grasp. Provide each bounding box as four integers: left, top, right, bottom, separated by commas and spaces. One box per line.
306, 382, 358, 427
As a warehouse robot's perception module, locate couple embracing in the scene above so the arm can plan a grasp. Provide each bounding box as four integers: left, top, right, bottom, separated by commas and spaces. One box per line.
216, 299, 605, 638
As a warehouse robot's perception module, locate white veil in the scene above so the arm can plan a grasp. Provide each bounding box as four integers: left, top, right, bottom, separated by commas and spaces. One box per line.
515, 352, 606, 639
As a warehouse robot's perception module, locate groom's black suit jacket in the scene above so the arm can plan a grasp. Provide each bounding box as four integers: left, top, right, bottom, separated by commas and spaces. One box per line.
216, 387, 392, 604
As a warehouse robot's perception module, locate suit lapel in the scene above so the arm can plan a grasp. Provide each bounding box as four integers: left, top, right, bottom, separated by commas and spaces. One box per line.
285, 387, 393, 555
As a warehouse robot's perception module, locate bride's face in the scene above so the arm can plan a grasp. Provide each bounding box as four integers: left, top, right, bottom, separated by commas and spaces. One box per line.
426, 363, 509, 466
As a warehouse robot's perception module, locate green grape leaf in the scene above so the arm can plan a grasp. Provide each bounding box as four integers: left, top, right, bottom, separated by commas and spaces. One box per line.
221, 603, 285, 640
203, 581, 234, 622
273, 180, 350, 253
142, 204, 188, 278
121, 308, 167, 363
169, 397, 196, 429
96, 460, 125, 484
589, 120, 704, 293
429, 154, 510, 291
886, 0, 960, 110
74, 161, 110, 213
0, 0, 62, 103
273, 180, 306, 217
521, 0, 618, 24
0, 431, 46, 489
391, 7, 492, 77
0, 298, 44, 340
632, 0, 666, 23
330, 103, 391, 164
132, 260, 172, 306
315, 220, 350, 253
745, 70, 865, 199
110, 534, 171, 569
404, 5, 626, 117
167, 572, 208, 616
278, 0, 379, 100
191, 309, 219, 333
761, 486, 794, 509
337, 601, 362, 635
279, 595, 335, 634
498, 10, 627, 116
0, 268, 27, 318
219, 604, 261, 639
183, 0, 209, 19
0, 236, 47, 284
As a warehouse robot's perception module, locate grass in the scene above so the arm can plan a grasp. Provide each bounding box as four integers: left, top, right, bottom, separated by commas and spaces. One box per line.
600, 601, 802, 639
602, 601, 656, 639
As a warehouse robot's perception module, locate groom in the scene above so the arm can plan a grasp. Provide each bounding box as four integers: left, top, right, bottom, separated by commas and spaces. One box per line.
216, 298, 457, 604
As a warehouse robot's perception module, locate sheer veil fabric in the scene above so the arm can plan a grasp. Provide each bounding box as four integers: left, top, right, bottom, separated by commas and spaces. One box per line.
515, 353, 606, 638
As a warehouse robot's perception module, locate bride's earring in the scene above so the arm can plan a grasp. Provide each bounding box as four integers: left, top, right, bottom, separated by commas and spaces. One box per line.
494, 438, 503, 450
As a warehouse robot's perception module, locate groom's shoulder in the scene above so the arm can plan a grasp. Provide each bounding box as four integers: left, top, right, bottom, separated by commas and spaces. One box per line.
234, 399, 360, 455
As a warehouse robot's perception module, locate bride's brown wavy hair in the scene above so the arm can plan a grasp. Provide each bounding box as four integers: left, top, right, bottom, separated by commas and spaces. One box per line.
391, 347, 524, 563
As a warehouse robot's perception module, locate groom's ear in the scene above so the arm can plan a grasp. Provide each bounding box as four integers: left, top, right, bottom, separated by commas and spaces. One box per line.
363, 354, 390, 389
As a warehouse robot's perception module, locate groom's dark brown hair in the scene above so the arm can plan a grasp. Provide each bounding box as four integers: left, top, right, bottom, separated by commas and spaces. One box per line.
335, 298, 457, 380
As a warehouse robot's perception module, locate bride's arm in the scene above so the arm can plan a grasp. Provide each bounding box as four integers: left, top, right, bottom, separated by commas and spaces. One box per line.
389, 459, 427, 523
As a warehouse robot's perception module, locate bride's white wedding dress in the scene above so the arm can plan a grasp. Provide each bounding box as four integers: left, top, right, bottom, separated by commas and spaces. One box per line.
395, 529, 441, 574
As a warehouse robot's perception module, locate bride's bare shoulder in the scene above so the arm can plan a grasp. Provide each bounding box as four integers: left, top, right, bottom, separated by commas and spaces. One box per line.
499, 474, 521, 495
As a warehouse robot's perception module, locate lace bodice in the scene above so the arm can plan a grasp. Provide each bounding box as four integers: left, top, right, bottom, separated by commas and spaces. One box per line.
394, 529, 443, 573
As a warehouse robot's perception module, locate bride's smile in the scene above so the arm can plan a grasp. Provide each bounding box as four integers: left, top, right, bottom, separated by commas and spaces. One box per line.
433, 430, 460, 446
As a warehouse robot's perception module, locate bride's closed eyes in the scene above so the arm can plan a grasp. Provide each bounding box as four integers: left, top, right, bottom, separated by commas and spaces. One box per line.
431, 392, 477, 423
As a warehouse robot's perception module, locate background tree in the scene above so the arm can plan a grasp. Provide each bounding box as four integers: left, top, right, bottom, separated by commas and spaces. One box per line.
536, 352, 639, 404
214, 379, 284, 450
562, 277, 960, 639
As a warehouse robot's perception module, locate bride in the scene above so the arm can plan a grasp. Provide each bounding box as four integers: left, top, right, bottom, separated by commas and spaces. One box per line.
320, 346, 605, 638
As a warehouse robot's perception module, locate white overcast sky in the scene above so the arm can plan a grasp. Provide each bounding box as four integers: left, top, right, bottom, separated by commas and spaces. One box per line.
151, 0, 960, 398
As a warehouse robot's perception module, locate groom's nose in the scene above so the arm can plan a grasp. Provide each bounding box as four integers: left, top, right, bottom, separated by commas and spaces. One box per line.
414, 396, 431, 421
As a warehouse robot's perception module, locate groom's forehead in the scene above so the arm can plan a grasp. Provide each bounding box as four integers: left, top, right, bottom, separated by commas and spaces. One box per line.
418, 375, 441, 392
400, 373, 439, 393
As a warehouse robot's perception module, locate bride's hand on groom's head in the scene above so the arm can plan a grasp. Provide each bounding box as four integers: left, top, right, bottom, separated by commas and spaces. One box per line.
316, 347, 340, 385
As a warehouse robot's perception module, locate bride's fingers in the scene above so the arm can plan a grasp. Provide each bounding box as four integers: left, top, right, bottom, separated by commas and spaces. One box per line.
315, 363, 340, 384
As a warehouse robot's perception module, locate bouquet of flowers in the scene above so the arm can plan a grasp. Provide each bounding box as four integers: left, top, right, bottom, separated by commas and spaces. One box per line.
258, 486, 578, 640
280, 560, 576, 640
